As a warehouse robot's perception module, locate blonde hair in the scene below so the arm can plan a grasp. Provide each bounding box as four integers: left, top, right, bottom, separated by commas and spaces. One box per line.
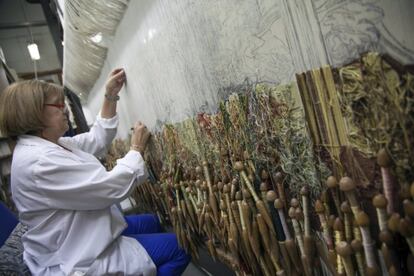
0, 80, 64, 138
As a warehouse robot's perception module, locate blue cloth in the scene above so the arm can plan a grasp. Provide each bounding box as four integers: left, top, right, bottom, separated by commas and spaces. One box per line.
122, 214, 191, 276
0, 202, 18, 247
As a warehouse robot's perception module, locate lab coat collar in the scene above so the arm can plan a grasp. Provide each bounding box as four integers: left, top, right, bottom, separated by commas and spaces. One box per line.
18, 134, 65, 149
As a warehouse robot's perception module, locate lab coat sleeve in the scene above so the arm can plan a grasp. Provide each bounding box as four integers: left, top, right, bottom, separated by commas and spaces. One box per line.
59, 113, 118, 157
32, 149, 147, 210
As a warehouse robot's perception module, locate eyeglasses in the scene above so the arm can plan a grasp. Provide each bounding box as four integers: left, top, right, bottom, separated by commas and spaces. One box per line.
44, 103, 67, 112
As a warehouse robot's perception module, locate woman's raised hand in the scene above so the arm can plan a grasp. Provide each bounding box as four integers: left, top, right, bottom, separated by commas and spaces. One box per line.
105, 68, 126, 98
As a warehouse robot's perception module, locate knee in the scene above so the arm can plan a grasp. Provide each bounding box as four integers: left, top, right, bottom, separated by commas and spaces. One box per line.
180, 249, 191, 265
176, 242, 190, 260
176, 248, 191, 276
168, 234, 191, 263
170, 238, 191, 275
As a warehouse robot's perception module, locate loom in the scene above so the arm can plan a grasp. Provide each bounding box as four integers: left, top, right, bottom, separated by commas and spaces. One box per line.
63, 1, 414, 275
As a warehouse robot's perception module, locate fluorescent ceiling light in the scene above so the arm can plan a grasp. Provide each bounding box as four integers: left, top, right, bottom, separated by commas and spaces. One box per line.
91, 33, 102, 43
27, 43, 40, 60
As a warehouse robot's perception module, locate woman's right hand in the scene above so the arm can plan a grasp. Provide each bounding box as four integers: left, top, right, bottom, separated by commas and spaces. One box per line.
130, 121, 151, 154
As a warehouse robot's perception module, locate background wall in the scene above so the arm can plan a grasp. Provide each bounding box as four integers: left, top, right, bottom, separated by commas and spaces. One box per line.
85, 0, 414, 138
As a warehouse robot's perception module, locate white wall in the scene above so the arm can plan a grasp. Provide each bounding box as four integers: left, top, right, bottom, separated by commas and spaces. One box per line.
86, 0, 414, 138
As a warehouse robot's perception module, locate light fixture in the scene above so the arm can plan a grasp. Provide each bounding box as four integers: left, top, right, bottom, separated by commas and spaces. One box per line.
27, 43, 40, 60
91, 33, 102, 43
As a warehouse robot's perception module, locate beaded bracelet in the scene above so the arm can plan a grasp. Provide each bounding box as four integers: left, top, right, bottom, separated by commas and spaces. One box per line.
130, 144, 144, 153
105, 94, 120, 102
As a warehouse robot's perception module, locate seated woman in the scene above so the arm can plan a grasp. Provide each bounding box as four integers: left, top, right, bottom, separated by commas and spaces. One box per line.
0, 69, 190, 276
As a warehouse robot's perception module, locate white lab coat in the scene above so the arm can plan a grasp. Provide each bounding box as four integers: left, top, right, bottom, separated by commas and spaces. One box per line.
11, 114, 156, 276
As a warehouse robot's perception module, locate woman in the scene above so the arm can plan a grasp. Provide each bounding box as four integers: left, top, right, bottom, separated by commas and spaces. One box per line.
0, 69, 190, 275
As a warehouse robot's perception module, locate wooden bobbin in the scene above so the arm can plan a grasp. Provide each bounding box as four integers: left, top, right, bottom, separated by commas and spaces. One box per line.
339, 177, 359, 217
335, 241, 355, 276
327, 176, 342, 217
355, 211, 379, 275
377, 149, 395, 214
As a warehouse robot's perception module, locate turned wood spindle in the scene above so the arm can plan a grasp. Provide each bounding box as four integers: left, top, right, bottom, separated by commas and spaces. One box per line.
234, 161, 275, 234
301, 186, 311, 237
351, 238, 365, 276
289, 207, 305, 257
399, 217, 414, 255
236, 191, 257, 270
403, 199, 414, 220
339, 177, 360, 217
275, 199, 301, 273
410, 182, 414, 200
340, 201, 353, 243
373, 194, 399, 274
327, 176, 342, 218
202, 161, 219, 222
336, 241, 355, 276
225, 184, 239, 249
274, 198, 291, 241
355, 211, 379, 274
377, 149, 395, 214
274, 172, 286, 207
315, 200, 334, 248
289, 206, 311, 276
333, 218, 345, 275
267, 191, 291, 275
373, 194, 389, 232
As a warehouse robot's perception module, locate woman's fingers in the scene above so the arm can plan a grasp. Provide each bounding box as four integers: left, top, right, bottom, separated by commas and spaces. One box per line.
106, 68, 126, 96
111, 68, 124, 76
114, 70, 126, 83
132, 121, 147, 131
130, 121, 151, 153
108, 69, 124, 82
109, 69, 125, 84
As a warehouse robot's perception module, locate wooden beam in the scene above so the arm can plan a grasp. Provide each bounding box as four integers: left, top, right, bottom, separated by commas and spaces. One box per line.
0, 21, 47, 30
18, 69, 62, 82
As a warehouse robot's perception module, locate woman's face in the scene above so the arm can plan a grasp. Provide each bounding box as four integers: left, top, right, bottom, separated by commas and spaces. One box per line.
41, 94, 69, 140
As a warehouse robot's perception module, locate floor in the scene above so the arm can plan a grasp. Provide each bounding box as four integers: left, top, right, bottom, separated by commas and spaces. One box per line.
181, 247, 236, 276
182, 262, 209, 276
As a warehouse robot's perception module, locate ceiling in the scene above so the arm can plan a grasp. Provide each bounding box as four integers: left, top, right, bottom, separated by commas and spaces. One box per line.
0, 0, 62, 83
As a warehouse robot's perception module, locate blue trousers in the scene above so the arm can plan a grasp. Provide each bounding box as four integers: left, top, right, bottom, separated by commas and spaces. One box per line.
122, 214, 191, 276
